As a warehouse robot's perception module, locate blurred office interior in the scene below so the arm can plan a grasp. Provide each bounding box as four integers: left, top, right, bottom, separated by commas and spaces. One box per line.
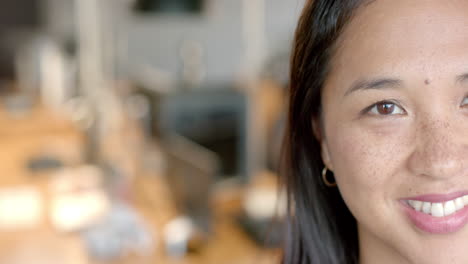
0, 0, 304, 263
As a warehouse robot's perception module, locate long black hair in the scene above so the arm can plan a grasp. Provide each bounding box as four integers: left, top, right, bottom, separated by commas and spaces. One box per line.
281, 1, 367, 263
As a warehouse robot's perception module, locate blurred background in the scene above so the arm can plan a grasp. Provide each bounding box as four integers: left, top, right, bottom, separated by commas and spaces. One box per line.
0, 0, 304, 263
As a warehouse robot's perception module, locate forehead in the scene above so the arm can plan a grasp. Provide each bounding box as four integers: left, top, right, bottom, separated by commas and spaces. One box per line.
328, 0, 468, 86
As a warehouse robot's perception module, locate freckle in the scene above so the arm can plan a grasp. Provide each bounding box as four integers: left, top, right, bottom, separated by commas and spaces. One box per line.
424, 79, 430, 85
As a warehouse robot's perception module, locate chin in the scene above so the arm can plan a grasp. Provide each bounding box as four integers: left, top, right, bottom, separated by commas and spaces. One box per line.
395, 226, 468, 264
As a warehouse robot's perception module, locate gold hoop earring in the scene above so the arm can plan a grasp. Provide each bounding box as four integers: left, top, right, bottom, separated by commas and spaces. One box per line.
322, 167, 337, 187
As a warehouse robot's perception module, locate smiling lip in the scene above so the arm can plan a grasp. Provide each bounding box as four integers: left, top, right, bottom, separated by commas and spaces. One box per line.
401, 191, 468, 203
400, 191, 468, 234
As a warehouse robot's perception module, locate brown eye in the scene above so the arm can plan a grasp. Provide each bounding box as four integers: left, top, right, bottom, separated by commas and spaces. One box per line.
368, 101, 405, 116
377, 103, 395, 115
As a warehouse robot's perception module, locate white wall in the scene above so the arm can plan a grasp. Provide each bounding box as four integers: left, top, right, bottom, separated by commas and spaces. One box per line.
45, 0, 306, 85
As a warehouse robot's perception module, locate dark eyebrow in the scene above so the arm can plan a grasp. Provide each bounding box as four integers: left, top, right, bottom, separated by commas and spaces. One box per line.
344, 78, 403, 97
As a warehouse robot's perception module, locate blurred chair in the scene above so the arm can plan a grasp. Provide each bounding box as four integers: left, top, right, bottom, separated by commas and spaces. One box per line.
161, 133, 219, 234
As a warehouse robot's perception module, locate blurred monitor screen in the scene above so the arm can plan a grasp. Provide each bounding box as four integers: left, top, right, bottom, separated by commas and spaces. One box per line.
159, 89, 246, 180
134, 0, 204, 14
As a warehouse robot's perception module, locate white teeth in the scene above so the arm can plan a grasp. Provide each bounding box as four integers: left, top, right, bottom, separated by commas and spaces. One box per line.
412, 200, 423, 211
464, 195, 468, 205
455, 197, 464, 211
422, 202, 432, 214
407, 196, 468, 217
431, 203, 444, 217
444, 200, 456, 216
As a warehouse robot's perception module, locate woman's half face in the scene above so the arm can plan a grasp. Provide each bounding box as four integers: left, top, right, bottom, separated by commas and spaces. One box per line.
319, 0, 468, 263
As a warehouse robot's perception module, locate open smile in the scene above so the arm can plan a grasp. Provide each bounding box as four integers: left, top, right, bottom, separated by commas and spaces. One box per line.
400, 191, 468, 234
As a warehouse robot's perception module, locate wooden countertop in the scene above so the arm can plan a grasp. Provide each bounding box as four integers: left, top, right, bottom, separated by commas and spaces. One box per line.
0, 102, 280, 264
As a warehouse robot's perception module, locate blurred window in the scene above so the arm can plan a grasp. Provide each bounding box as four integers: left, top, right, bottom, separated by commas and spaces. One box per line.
134, 0, 204, 14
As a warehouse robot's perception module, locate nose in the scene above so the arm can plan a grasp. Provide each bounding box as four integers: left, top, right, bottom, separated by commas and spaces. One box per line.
407, 116, 468, 180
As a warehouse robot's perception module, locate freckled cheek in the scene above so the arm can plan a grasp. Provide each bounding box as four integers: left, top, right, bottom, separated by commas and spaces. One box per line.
328, 127, 409, 196
327, 127, 411, 220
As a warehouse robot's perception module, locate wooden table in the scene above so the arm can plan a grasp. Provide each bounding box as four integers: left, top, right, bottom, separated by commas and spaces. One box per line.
0, 103, 280, 264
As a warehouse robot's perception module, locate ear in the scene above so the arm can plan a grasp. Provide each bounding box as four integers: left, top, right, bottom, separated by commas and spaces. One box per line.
312, 117, 334, 171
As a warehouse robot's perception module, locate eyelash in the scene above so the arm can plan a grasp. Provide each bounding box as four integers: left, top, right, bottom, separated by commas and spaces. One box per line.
462, 96, 468, 107
362, 96, 468, 117
362, 100, 406, 117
